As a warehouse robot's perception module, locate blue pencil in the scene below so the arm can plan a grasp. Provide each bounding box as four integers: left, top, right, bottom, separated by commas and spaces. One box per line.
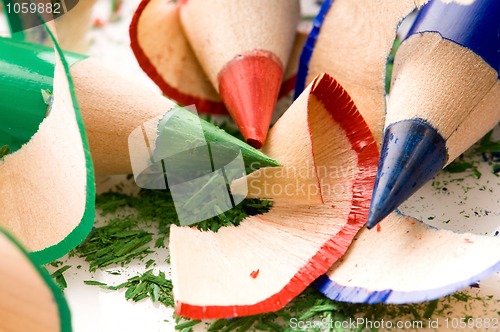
367, 0, 500, 229
294, 0, 425, 145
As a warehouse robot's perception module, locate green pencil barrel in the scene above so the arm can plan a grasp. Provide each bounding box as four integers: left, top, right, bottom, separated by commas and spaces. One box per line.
0, 37, 86, 154
0, 37, 279, 175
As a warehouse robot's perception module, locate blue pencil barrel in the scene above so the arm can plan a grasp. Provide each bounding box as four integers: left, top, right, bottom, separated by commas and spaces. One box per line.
367, 0, 500, 229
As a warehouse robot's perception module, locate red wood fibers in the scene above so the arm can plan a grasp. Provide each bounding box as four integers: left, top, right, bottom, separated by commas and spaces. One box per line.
129, 0, 227, 114
176, 74, 380, 319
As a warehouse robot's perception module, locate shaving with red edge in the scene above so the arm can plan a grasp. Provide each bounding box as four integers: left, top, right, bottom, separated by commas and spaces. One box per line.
129, 0, 307, 146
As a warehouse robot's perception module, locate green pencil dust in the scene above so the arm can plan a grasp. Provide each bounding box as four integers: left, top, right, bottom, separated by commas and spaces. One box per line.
95, 189, 271, 234
443, 128, 500, 178
51, 265, 71, 290
72, 215, 154, 272
85, 269, 174, 308
174, 287, 491, 332
54, 184, 496, 332
0, 145, 10, 159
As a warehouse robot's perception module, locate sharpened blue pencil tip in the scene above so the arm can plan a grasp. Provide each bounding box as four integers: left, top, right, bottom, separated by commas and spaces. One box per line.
366, 119, 447, 229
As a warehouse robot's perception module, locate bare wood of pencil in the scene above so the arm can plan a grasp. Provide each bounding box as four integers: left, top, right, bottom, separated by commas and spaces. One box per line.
72, 59, 279, 177
367, 0, 500, 229
70, 58, 177, 175
0, 229, 65, 332
179, 0, 300, 148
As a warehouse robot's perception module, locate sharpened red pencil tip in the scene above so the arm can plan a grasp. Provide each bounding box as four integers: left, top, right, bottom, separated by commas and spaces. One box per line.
218, 50, 283, 149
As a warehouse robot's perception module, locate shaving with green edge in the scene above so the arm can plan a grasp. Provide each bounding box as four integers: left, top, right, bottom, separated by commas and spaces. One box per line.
4, 0, 497, 328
